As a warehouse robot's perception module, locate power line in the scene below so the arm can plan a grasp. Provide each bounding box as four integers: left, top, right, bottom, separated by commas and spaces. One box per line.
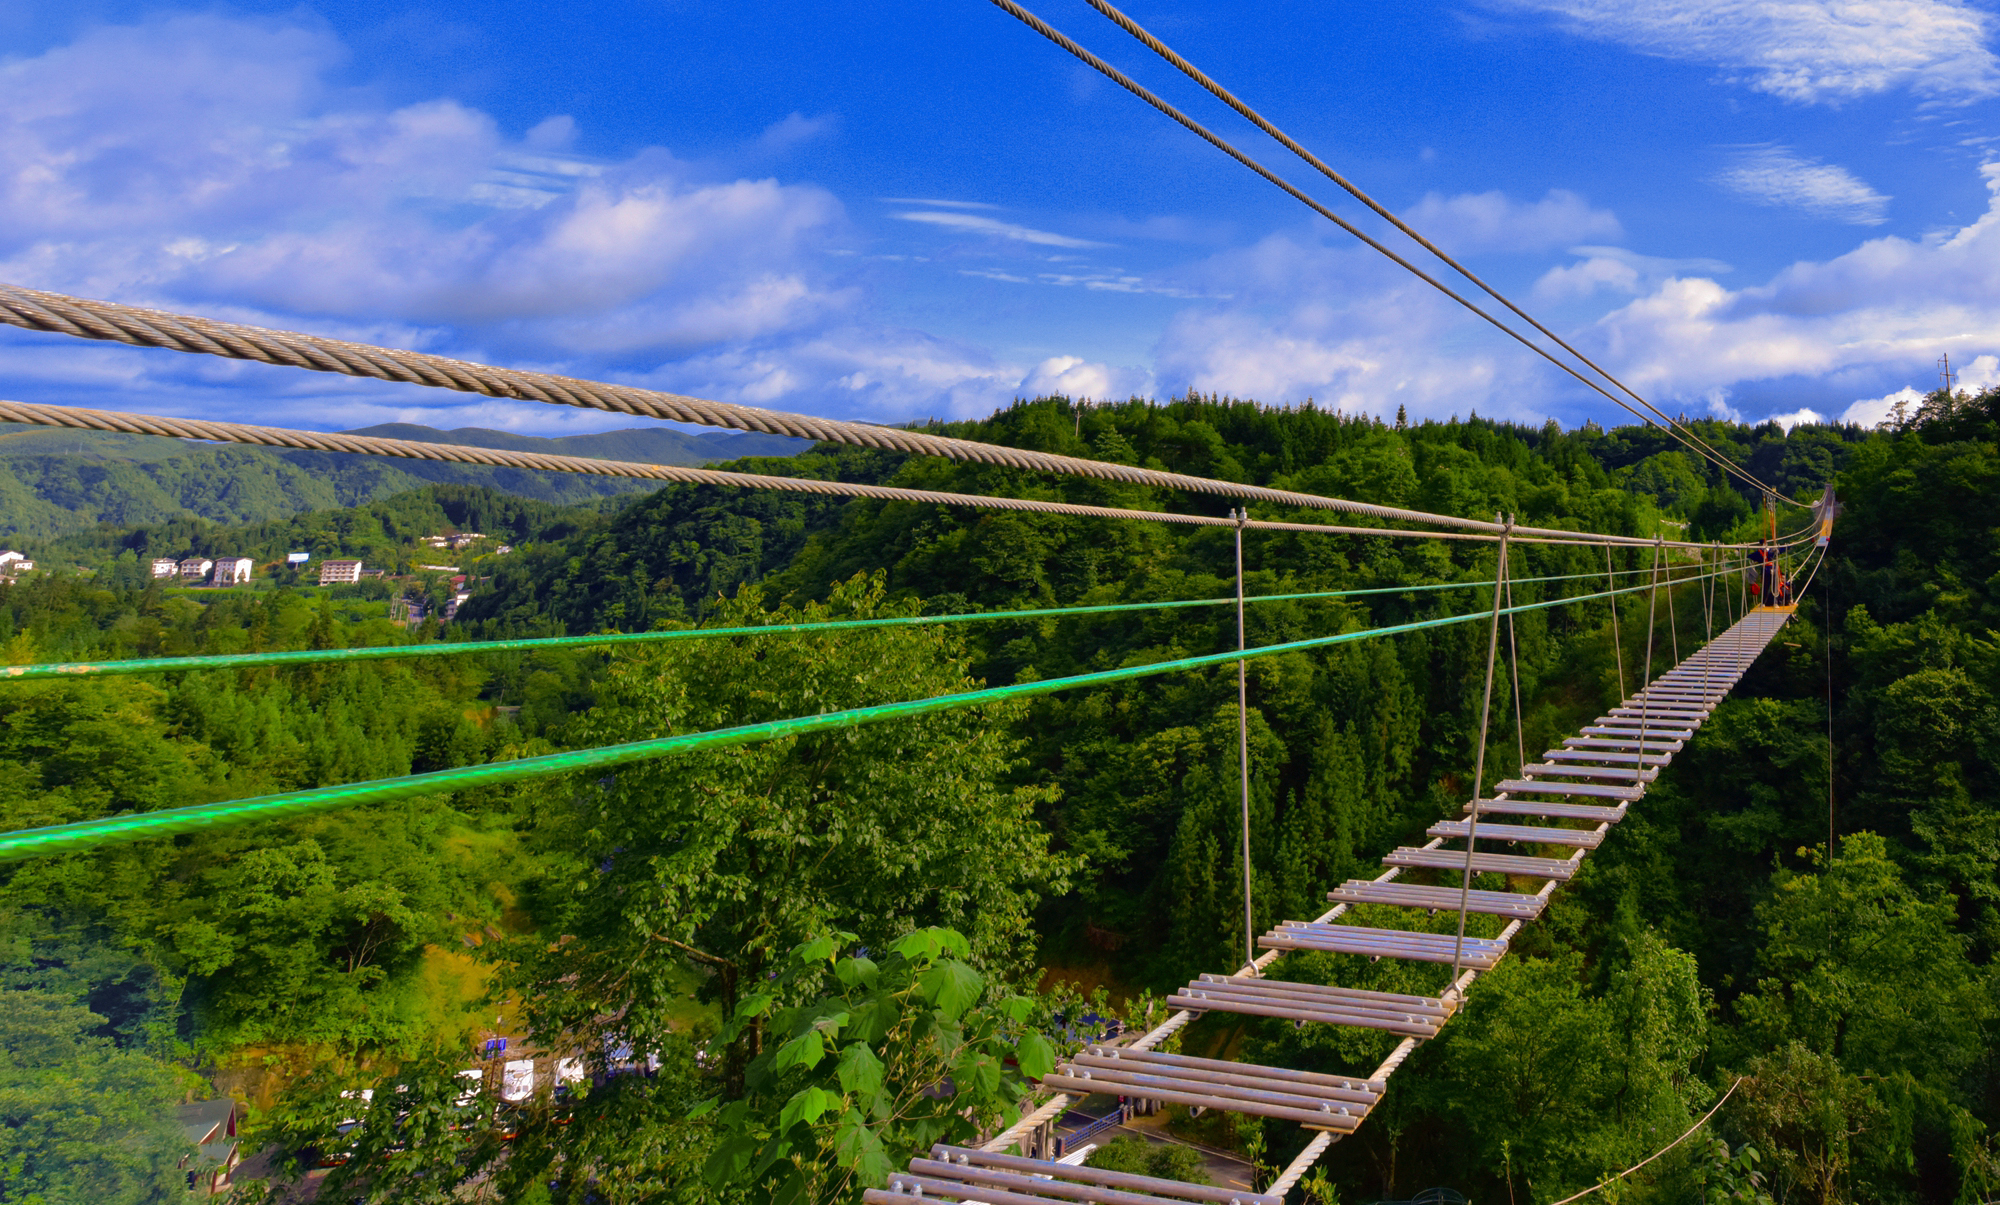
1075, 0, 1779, 502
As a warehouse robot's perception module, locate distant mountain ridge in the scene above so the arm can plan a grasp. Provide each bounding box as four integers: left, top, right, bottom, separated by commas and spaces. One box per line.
340, 423, 807, 463
0, 421, 808, 547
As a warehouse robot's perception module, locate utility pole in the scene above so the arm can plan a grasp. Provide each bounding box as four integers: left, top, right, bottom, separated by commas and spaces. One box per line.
1940, 352, 1956, 393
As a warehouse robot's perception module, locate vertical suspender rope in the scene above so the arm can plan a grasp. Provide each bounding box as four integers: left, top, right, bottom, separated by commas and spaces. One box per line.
1705, 544, 1718, 642
1235, 507, 1255, 972
1664, 544, 1681, 664
1739, 543, 1749, 618
1703, 544, 1716, 701
1505, 564, 1527, 777
1606, 545, 1626, 700
1639, 538, 1663, 761
1450, 514, 1514, 988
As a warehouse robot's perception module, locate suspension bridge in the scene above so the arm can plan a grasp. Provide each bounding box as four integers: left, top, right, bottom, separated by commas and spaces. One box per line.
0, 0, 1841, 1199
0, 276, 1828, 1201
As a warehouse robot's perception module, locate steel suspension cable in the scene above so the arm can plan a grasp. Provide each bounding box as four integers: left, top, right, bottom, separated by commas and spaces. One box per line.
977, 0, 1762, 454
0, 396, 1750, 550
1076, 0, 1781, 502
0, 559, 1735, 861
986, 0, 1792, 504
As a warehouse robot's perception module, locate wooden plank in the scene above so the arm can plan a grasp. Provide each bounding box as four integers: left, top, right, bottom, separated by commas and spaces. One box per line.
1188, 973, 1449, 1013
1492, 778, 1644, 800
1039, 1072, 1363, 1131
1166, 980, 1445, 1037
1329, 880, 1548, 919
1521, 762, 1656, 781
1072, 1047, 1381, 1097
1581, 725, 1695, 740
930, 1147, 1281, 1205
1463, 798, 1628, 823
1589, 717, 1698, 733
1427, 819, 1604, 848
887, 1148, 1285, 1205
1045, 1049, 1378, 1130
1382, 846, 1578, 878
1259, 921, 1507, 969
1539, 748, 1672, 767
879, 1165, 1266, 1205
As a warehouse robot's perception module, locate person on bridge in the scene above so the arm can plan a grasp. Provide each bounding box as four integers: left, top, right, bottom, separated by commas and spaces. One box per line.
1749, 541, 1778, 606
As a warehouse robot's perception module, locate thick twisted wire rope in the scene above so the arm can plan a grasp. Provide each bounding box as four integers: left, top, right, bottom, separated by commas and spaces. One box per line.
0, 397, 1761, 550
983, 0, 1792, 505
0, 289, 1699, 545
1077, 0, 1779, 502
0, 562, 1734, 862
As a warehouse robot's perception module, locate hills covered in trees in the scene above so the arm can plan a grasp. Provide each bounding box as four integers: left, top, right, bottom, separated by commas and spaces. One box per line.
0, 391, 1994, 1203
0, 421, 805, 544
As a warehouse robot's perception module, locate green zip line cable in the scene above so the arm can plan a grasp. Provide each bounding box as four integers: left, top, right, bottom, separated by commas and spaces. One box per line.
0, 560, 1731, 682
0, 562, 1735, 862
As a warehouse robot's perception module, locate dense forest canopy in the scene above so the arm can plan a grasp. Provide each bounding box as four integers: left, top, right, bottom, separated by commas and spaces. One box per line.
0, 389, 1994, 1204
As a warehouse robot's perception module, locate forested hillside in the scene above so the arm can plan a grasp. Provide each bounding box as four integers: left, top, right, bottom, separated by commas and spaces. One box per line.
0, 393, 1993, 1205
0, 422, 803, 545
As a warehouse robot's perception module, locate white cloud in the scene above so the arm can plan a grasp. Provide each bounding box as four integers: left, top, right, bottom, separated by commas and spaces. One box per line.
644, 327, 1143, 422
1712, 146, 1890, 224
1534, 255, 1643, 300
1021, 356, 1152, 400
1578, 164, 2000, 410
876, 197, 1003, 210
1144, 230, 1555, 422
1764, 406, 1827, 429
889, 210, 1108, 248
1534, 245, 1736, 301
1840, 387, 1920, 426
1491, 0, 2000, 103
0, 14, 854, 365
1403, 188, 1622, 253
754, 112, 838, 155
1838, 352, 2000, 423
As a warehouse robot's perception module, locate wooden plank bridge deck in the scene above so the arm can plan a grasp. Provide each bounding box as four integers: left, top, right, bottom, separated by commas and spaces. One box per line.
865, 608, 1792, 1204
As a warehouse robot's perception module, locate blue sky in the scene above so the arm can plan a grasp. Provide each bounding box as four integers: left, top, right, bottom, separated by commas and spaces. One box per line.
2, 0, 1998, 434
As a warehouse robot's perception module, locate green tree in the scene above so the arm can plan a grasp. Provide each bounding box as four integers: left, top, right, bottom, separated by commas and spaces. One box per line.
1733, 834, 1994, 1082
494, 575, 1069, 1182
698, 928, 1054, 1203
257, 1046, 504, 1205
0, 991, 196, 1205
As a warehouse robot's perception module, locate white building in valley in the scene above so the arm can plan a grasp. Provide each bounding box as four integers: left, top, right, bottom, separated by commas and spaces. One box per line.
210, 557, 254, 586
319, 559, 363, 585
